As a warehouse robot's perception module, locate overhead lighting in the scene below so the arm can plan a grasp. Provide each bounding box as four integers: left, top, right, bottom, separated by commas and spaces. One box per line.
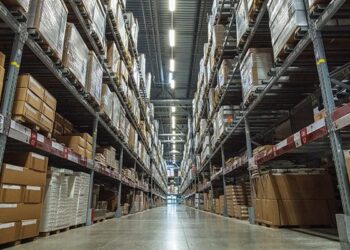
173, 144, 176, 150
170, 59, 175, 72
170, 79, 175, 89
171, 106, 176, 113
169, 0, 176, 11
169, 29, 175, 47
172, 116, 176, 129
172, 130, 175, 135
172, 136, 176, 140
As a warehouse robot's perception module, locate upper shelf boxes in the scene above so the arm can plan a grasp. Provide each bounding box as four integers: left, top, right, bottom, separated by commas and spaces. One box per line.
267, 0, 308, 61
28, 0, 68, 61
2, 0, 31, 16
86, 51, 103, 106
63, 23, 89, 89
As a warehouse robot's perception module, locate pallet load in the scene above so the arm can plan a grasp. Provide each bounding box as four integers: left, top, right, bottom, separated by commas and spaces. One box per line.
52, 113, 73, 138
96, 146, 119, 173
27, 0, 68, 62
100, 84, 113, 122
70, 172, 90, 226
125, 12, 139, 51
13, 74, 57, 138
218, 59, 234, 89
201, 136, 211, 164
252, 169, 336, 227
91, 0, 107, 52
0, 52, 5, 101
0, 152, 48, 245
86, 51, 103, 107
267, 0, 308, 61
240, 48, 273, 104
56, 133, 93, 159
208, 25, 226, 77
112, 93, 122, 132
62, 23, 89, 89
107, 42, 121, 79
225, 184, 249, 219
1, 0, 30, 17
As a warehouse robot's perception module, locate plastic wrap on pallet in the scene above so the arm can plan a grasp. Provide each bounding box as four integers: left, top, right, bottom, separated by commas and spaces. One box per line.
62, 23, 89, 87
236, 0, 259, 46
218, 59, 234, 88
200, 119, 207, 138
112, 93, 121, 130
106, 0, 119, 19
146, 73, 152, 99
2, 0, 31, 12
120, 60, 128, 83
80, 0, 95, 21
107, 42, 121, 76
86, 51, 103, 106
267, 0, 308, 60
119, 107, 126, 137
139, 54, 146, 82
91, 0, 107, 51
125, 12, 139, 49
101, 84, 113, 119
240, 48, 273, 103
212, 0, 232, 18
208, 14, 215, 42
28, 0, 68, 60
212, 25, 225, 53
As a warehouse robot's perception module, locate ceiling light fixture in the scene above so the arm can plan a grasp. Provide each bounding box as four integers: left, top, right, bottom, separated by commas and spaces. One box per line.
171, 106, 176, 113
169, 0, 176, 12
170, 59, 175, 72
172, 116, 176, 129
170, 79, 175, 89
172, 130, 175, 135
169, 29, 175, 47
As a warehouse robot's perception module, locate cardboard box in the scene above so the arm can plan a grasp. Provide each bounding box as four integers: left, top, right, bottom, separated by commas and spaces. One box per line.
57, 135, 86, 148
85, 149, 92, 159
1, 164, 46, 186
72, 133, 93, 145
0, 185, 23, 203
5, 152, 48, 173
0, 203, 42, 223
23, 186, 43, 204
42, 103, 55, 122
12, 101, 41, 124
40, 114, 54, 133
0, 66, 4, 102
0, 51, 5, 67
43, 90, 57, 110
17, 74, 45, 99
344, 150, 350, 183
20, 219, 39, 240
0, 222, 19, 244
86, 142, 93, 152
72, 145, 85, 157
14, 88, 43, 112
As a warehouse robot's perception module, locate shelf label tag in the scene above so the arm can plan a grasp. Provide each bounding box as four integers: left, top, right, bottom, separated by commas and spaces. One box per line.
294, 132, 302, 148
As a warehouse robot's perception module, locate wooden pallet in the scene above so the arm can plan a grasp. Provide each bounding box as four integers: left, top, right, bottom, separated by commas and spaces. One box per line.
91, 30, 105, 53
8, 6, 27, 22
28, 29, 63, 67
69, 223, 86, 229
13, 115, 52, 138
62, 67, 85, 91
40, 227, 70, 237
100, 112, 112, 125
309, 1, 329, 18
0, 236, 36, 248
75, 0, 93, 28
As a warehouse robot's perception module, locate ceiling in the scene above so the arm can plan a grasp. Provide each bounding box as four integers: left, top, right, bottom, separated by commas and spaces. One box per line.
126, 0, 213, 163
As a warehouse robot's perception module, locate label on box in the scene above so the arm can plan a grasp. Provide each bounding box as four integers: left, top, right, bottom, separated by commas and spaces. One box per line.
37, 133, 45, 143
0, 222, 15, 229
26, 186, 41, 191
275, 139, 287, 150
22, 219, 37, 226
52, 141, 64, 151
5, 164, 23, 171
1, 185, 21, 190
32, 152, 45, 160
0, 204, 17, 208
68, 153, 79, 163
294, 132, 302, 148
306, 118, 326, 134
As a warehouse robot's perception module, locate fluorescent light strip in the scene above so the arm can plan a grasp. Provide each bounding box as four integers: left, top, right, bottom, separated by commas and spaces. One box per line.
169, 0, 176, 12
169, 29, 175, 47
171, 106, 176, 113
170, 59, 175, 72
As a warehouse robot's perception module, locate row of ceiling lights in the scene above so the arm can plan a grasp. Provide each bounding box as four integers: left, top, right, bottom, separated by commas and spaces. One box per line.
169, 0, 177, 162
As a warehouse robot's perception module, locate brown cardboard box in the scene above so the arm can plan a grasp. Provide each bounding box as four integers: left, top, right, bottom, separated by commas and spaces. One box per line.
14, 88, 43, 112
0, 203, 42, 223
0, 51, 5, 67
85, 149, 92, 159
12, 101, 41, 124
0, 222, 19, 244
0, 185, 23, 203
39, 114, 54, 133
0, 66, 5, 101
70, 133, 93, 145
344, 150, 350, 183
23, 186, 43, 204
43, 90, 57, 110
72, 145, 85, 157
1, 164, 46, 186
5, 152, 48, 173
20, 219, 39, 240
17, 74, 45, 99
86, 142, 93, 152
42, 103, 55, 122
57, 135, 86, 148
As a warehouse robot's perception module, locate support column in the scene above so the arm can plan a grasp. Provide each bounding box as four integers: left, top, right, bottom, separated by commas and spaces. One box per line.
221, 146, 228, 217
116, 148, 124, 218
86, 114, 99, 225
209, 161, 214, 213
244, 117, 255, 224
0, 31, 26, 167
130, 160, 137, 214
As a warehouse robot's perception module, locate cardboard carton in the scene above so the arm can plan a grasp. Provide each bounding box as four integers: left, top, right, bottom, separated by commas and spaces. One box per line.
20, 219, 39, 240
14, 88, 43, 112
1, 164, 46, 186
4, 152, 48, 173
39, 114, 54, 133
23, 186, 43, 204
16, 74, 45, 99
0, 185, 23, 203
0, 51, 5, 67
42, 103, 55, 122
0, 203, 42, 223
0, 66, 4, 102
43, 90, 57, 110
0, 222, 19, 244
12, 101, 41, 124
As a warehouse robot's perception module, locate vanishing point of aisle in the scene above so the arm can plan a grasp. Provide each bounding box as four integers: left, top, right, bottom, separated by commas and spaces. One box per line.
10, 205, 339, 250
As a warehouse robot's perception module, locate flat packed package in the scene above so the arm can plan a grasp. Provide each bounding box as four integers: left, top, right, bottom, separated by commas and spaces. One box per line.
101, 84, 113, 120
91, 0, 107, 49
62, 23, 89, 88
240, 48, 273, 103
107, 42, 121, 76
106, 0, 119, 19
267, 0, 308, 60
112, 93, 121, 130
236, 0, 250, 45
86, 51, 103, 106
28, 0, 68, 60
80, 0, 95, 21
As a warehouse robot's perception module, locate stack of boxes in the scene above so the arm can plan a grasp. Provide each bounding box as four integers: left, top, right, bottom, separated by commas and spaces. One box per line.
226, 184, 249, 219
57, 133, 93, 159
13, 74, 57, 137
0, 152, 48, 244
71, 172, 90, 225
96, 147, 118, 172
53, 113, 73, 138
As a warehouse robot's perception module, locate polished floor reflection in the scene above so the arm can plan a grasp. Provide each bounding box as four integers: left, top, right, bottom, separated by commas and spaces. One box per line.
10, 205, 340, 250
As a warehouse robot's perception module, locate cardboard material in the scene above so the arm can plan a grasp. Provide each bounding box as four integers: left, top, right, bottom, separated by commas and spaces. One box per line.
0, 66, 4, 102
20, 219, 39, 239
1, 164, 47, 186
0, 203, 42, 223
0, 51, 5, 67
14, 88, 43, 112
344, 150, 350, 183
40, 114, 54, 133
5, 152, 48, 173
0, 222, 19, 244
42, 103, 56, 122
0, 185, 23, 203
57, 135, 86, 148
12, 101, 41, 124
43, 90, 57, 110
23, 186, 43, 204
17, 74, 45, 99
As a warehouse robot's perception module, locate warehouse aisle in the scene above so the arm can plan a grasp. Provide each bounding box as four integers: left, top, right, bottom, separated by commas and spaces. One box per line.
10, 205, 339, 250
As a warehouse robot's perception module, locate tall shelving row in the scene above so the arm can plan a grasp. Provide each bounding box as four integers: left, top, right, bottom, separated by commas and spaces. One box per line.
0, 0, 167, 240
181, 0, 350, 248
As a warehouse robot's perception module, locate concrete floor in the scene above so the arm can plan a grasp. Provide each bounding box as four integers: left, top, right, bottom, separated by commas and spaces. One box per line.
10, 205, 340, 250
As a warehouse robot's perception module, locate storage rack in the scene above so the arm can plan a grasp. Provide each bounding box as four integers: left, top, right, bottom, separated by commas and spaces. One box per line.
181, 0, 350, 246
0, 0, 167, 228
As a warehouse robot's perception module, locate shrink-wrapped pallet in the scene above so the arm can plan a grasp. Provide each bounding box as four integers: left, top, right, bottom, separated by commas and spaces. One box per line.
218, 59, 234, 88
62, 23, 89, 88
28, 0, 68, 60
2, 0, 30, 13
91, 0, 106, 49
101, 84, 113, 120
112, 93, 121, 130
125, 12, 139, 49
240, 48, 273, 104
86, 51, 103, 106
107, 42, 121, 76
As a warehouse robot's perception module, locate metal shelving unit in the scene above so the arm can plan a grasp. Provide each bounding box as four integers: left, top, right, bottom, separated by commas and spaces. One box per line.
0, 1, 166, 228
181, 1, 350, 247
